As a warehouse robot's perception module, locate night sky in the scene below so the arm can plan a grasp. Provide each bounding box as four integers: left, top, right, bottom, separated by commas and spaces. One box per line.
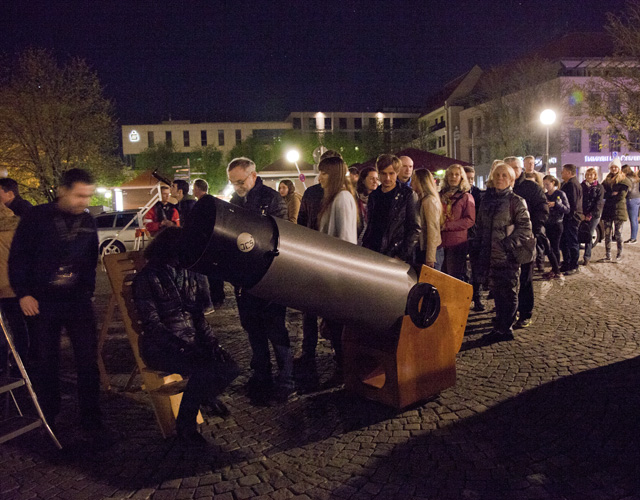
0, 0, 627, 125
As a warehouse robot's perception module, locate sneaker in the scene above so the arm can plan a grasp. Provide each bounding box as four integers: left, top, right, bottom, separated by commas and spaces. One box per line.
624, 239, 637, 244
486, 329, 514, 342
614, 254, 623, 263
514, 318, 532, 329
563, 267, 578, 275
599, 255, 612, 263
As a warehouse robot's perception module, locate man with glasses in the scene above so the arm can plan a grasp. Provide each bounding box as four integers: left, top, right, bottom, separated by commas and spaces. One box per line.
227, 157, 293, 404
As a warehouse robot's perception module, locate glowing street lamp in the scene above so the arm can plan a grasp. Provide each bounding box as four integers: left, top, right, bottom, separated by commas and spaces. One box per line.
540, 109, 557, 174
285, 149, 306, 190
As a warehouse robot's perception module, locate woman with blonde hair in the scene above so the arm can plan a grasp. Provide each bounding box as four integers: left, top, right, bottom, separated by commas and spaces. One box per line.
439, 164, 475, 280
580, 167, 604, 265
472, 162, 532, 340
315, 156, 358, 385
411, 169, 441, 268
600, 159, 632, 262
278, 179, 302, 224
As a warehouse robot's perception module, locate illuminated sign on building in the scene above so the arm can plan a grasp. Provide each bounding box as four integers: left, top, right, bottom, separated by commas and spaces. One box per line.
584, 154, 640, 163
129, 130, 140, 142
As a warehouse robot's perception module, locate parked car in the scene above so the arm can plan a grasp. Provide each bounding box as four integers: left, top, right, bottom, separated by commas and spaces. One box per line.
95, 209, 142, 255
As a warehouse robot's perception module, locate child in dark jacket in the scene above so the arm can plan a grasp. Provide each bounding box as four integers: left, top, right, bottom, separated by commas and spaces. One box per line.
542, 175, 570, 279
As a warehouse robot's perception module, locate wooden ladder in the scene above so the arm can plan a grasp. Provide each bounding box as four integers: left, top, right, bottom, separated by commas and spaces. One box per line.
102, 251, 201, 438
0, 312, 61, 449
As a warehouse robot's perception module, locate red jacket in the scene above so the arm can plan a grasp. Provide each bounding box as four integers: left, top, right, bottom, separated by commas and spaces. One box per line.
440, 191, 475, 248
144, 202, 180, 236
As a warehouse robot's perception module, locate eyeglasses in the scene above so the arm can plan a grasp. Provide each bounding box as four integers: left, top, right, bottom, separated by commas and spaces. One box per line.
230, 172, 253, 187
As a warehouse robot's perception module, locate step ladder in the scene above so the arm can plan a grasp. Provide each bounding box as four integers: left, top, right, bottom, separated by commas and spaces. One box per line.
0, 311, 61, 449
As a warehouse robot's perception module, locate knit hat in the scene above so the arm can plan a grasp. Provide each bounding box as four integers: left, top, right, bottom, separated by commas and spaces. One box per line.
609, 157, 622, 169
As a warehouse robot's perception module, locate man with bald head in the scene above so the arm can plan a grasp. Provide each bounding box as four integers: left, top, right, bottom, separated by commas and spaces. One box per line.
398, 156, 414, 186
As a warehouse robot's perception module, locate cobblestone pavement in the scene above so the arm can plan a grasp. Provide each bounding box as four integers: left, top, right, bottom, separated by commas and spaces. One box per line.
2, 232, 640, 500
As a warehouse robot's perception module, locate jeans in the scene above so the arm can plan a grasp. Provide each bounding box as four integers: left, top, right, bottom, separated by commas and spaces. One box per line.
583, 216, 601, 260
435, 246, 444, 272
561, 217, 580, 270
442, 241, 469, 281
627, 198, 640, 240
603, 219, 624, 257
235, 290, 293, 389
545, 222, 563, 272
26, 299, 101, 429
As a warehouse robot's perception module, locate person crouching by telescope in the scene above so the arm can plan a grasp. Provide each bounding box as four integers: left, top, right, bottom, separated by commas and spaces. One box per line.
132, 227, 239, 446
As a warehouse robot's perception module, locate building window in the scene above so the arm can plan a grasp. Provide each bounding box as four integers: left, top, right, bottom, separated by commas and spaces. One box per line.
218, 130, 225, 146
383, 118, 391, 130
165, 131, 172, 145
609, 93, 621, 114
354, 118, 362, 129
148, 131, 154, 146
467, 119, 473, 136
474, 117, 482, 136
339, 117, 347, 130
183, 130, 190, 147
369, 118, 377, 128
438, 136, 442, 148
569, 129, 582, 153
308, 118, 316, 130
609, 133, 621, 153
589, 131, 601, 153
293, 117, 301, 129
201, 130, 207, 146
235, 129, 242, 144
324, 117, 332, 130
629, 130, 640, 151
442, 135, 446, 147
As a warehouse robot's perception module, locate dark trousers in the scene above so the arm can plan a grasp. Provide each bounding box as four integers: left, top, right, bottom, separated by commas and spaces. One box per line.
235, 290, 293, 389
546, 222, 563, 271
582, 216, 601, 260
207, 275, 226, 307
561, 217, 580, 269
301, 313, 319, 357
26, 299, 101, 429
517, 262, 534, 320
603, 219, 624, 256
0, 298, 29, 370
442, 241, 469, 282
144, 345, 239, 433
489, 268, 520, 333
537, 231, 560, 273
320, 319, 344, 373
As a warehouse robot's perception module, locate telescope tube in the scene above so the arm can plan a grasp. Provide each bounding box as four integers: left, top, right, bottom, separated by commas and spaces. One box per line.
182, 196, 421, 333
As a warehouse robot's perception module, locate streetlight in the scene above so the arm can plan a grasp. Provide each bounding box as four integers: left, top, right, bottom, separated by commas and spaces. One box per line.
285, 149, 306, 190
540, 109, 557, 174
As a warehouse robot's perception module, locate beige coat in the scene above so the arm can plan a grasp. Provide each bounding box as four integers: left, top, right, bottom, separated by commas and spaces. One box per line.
0, 203, 20, 298
419, 195, 442, 265
286, 192, 302, 223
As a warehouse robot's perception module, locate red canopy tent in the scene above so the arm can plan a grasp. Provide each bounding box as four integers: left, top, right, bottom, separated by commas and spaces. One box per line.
358, 148, 471, 172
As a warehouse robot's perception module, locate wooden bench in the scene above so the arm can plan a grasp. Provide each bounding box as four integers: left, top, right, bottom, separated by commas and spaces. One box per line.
102, 251, 202, 438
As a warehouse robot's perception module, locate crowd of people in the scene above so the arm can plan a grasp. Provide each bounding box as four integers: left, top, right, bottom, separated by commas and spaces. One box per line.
1, 152, 637, 447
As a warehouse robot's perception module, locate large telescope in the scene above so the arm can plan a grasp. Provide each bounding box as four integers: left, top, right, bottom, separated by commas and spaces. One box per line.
182, 196, 472, 408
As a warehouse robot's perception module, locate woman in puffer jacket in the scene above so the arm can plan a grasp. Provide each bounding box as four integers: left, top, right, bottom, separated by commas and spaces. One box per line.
600, 159, 632, 262
133, 227, 238, 445
473, 162, 532, 341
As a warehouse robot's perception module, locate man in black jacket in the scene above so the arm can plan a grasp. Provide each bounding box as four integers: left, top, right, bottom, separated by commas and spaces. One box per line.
9, 169, 110, 445
171, 179, 197, 225
505, 157, 549, 329
0, 178, 33, 217
361, 154, 420, 263
228, 157, 293, 404
560, 163, 583, 274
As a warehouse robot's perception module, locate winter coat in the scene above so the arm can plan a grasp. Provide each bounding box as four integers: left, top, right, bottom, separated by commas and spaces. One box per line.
545, 189, 570, 225
560, 176, 584, 221
144, 201, 180, 236
318, 190, 357, 244
9, 202, 98, 302
297, 183, 324, 230
5, 196, 33, 218
473, 187, 532, 281
418, 195, 442, 265
176, 195, 197, 225
581, 181, 605, 219
602, 176, 632, 222
285, 192, 303, 224
513, 172, 549, 234
0, 204, 19, 298
230, 176, 287, 219
361, 182, 421, 262
439, 189, 475, 248
132, 261, 219, 369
